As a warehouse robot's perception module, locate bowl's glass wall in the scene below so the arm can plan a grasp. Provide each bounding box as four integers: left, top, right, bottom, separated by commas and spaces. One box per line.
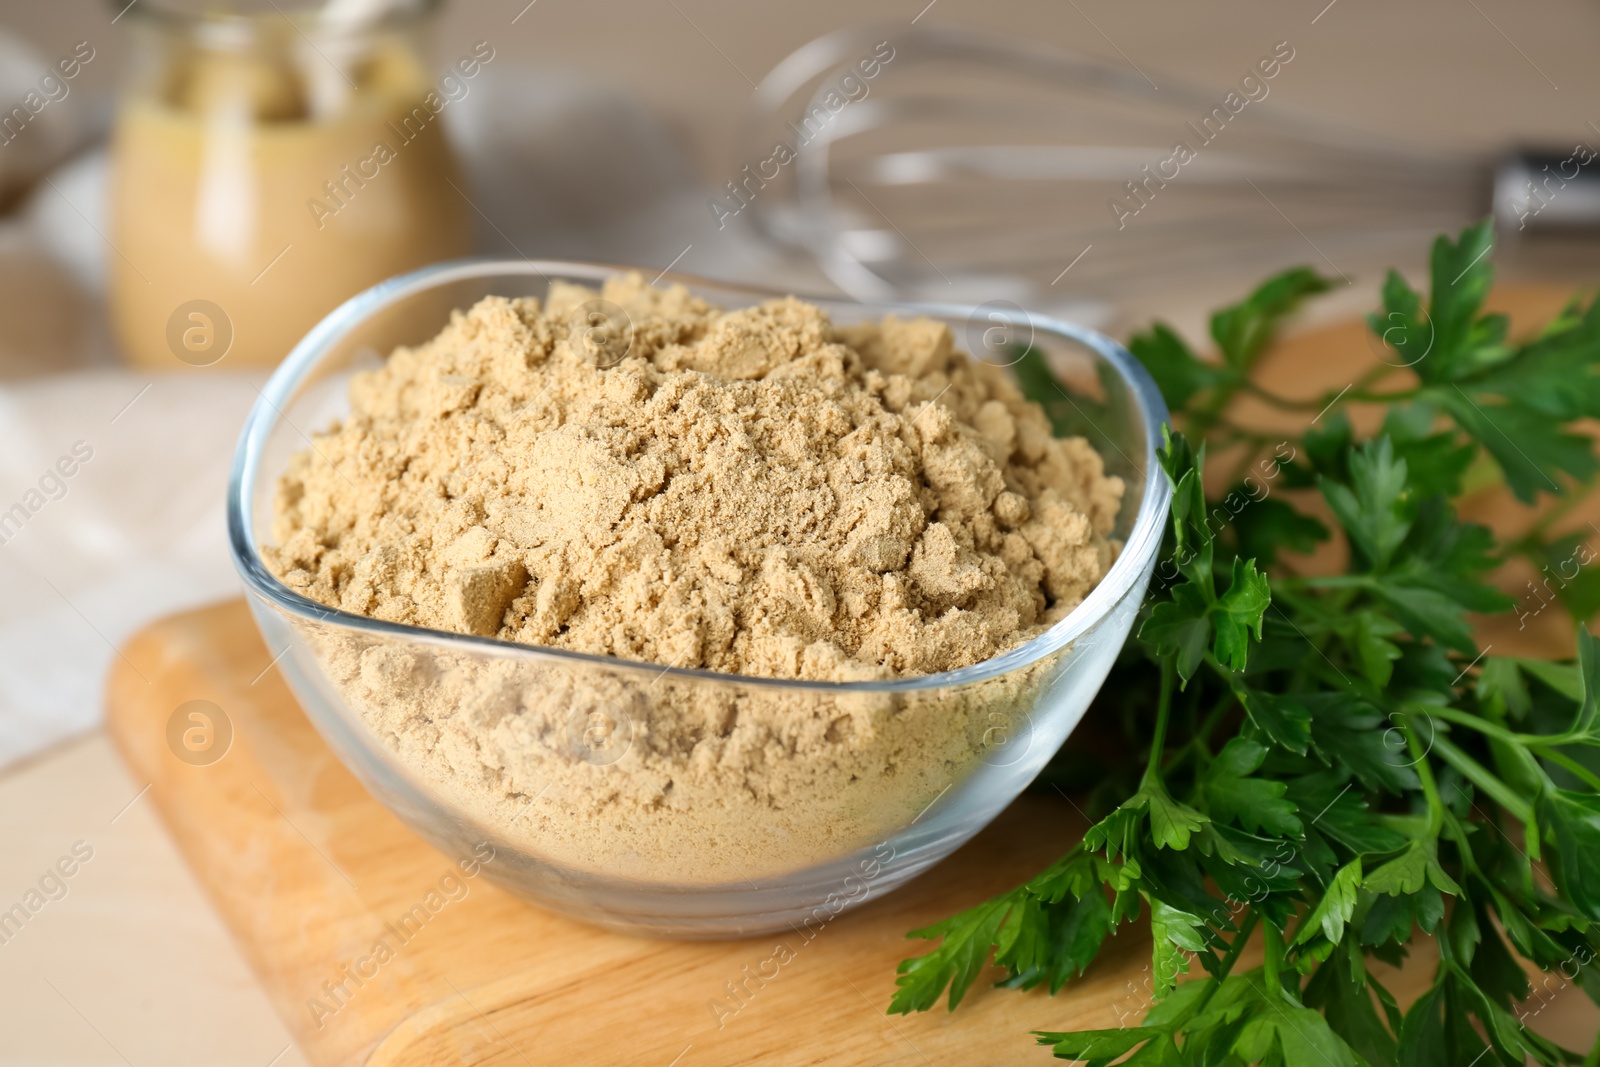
231, 262, 1169, 937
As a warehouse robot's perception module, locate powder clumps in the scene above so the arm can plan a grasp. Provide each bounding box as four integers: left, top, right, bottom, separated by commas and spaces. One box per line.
267, 274, 1123, 680
263, 276, 1129, 885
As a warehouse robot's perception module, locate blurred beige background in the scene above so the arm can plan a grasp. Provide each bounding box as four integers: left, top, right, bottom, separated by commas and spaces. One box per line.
1, 1, 1598, 1065
13, 0, 1600, 176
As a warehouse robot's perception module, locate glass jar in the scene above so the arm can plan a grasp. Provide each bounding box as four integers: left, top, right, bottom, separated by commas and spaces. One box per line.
108, 0, 472, 370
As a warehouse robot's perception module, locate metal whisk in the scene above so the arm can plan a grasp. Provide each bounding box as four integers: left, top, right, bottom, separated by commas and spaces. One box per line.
734, 25, 1591, 323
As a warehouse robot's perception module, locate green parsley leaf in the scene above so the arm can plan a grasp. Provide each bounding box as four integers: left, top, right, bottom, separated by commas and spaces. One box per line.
1032, 1027, 1165, 1065
1304, 947, 1401, 1067
1307, 695, 1421, 795
1145, 780, 1209, 852
1232, 496, 1330, 567
1201, 737, 1303, 836
1417, 219, 1506, 381
889, 892, 1017, 1013
1212, 558, 1271, 672
1351, 610, 1404, 688
1471, 291, 1600, 420
1235, 1003, 1364, 1067
1538, 788, 1600, 921
1534, 534, 1600, 623
1141, 583, 1211, 683
1149, 899, 1206, 997
1361, 885, 1445, 946
1210, 266, 1333, 370
1129, 322, 1231, 411
1238, 686, 1313, 755
1370, 578, 1476, 654
1434, 388, 1594, 503
1364, 839, 1458, 897
1382, 402, 1475, 498
1294, 860, 1363, 947
1320, 437, 1412, 571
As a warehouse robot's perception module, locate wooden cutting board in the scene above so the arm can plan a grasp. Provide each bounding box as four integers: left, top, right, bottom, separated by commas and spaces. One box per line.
104, 288, 1597, 1065
105, 599, 1173, 1067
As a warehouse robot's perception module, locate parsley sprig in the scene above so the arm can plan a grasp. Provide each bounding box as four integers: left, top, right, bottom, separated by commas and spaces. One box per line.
888, 221, 1600, 1066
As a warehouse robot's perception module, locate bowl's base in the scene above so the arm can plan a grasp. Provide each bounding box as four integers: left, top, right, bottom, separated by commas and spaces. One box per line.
464, 837, 965, 940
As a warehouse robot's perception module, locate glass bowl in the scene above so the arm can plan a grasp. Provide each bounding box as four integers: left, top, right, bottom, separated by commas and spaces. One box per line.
227, 259, 1171, 938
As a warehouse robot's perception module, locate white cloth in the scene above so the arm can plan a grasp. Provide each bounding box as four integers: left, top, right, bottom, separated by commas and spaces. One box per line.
0, 370, 264, 763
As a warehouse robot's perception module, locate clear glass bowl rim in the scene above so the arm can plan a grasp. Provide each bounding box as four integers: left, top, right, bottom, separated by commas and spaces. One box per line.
226, 257, 1172, 695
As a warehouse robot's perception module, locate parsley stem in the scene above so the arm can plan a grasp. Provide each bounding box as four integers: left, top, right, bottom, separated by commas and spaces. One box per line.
1146, 660, 1175, 781
1534, 746, 1600, 792
1430, 734, 1534, 823
1164, 691, 1237, 775
1441, 809, 1483, 877
1176, 908, 1259, 1025
1350, 361, 1403, 394
1429, 706, 1591, 751
1277, 574, 1373, 590
1188, 388, 1246, 440
1402, 712, 1447, 836
1211, 424, 1280, 448
1196, 690, 1237, 747
1261, 920, 1286, 998
1240, 380, 1419, 410
1425, 706, 1528, 744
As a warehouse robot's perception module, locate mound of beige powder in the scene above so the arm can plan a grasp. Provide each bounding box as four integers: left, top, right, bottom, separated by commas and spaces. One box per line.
264, 275, 1125, 884
267, 274, 1121, 678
